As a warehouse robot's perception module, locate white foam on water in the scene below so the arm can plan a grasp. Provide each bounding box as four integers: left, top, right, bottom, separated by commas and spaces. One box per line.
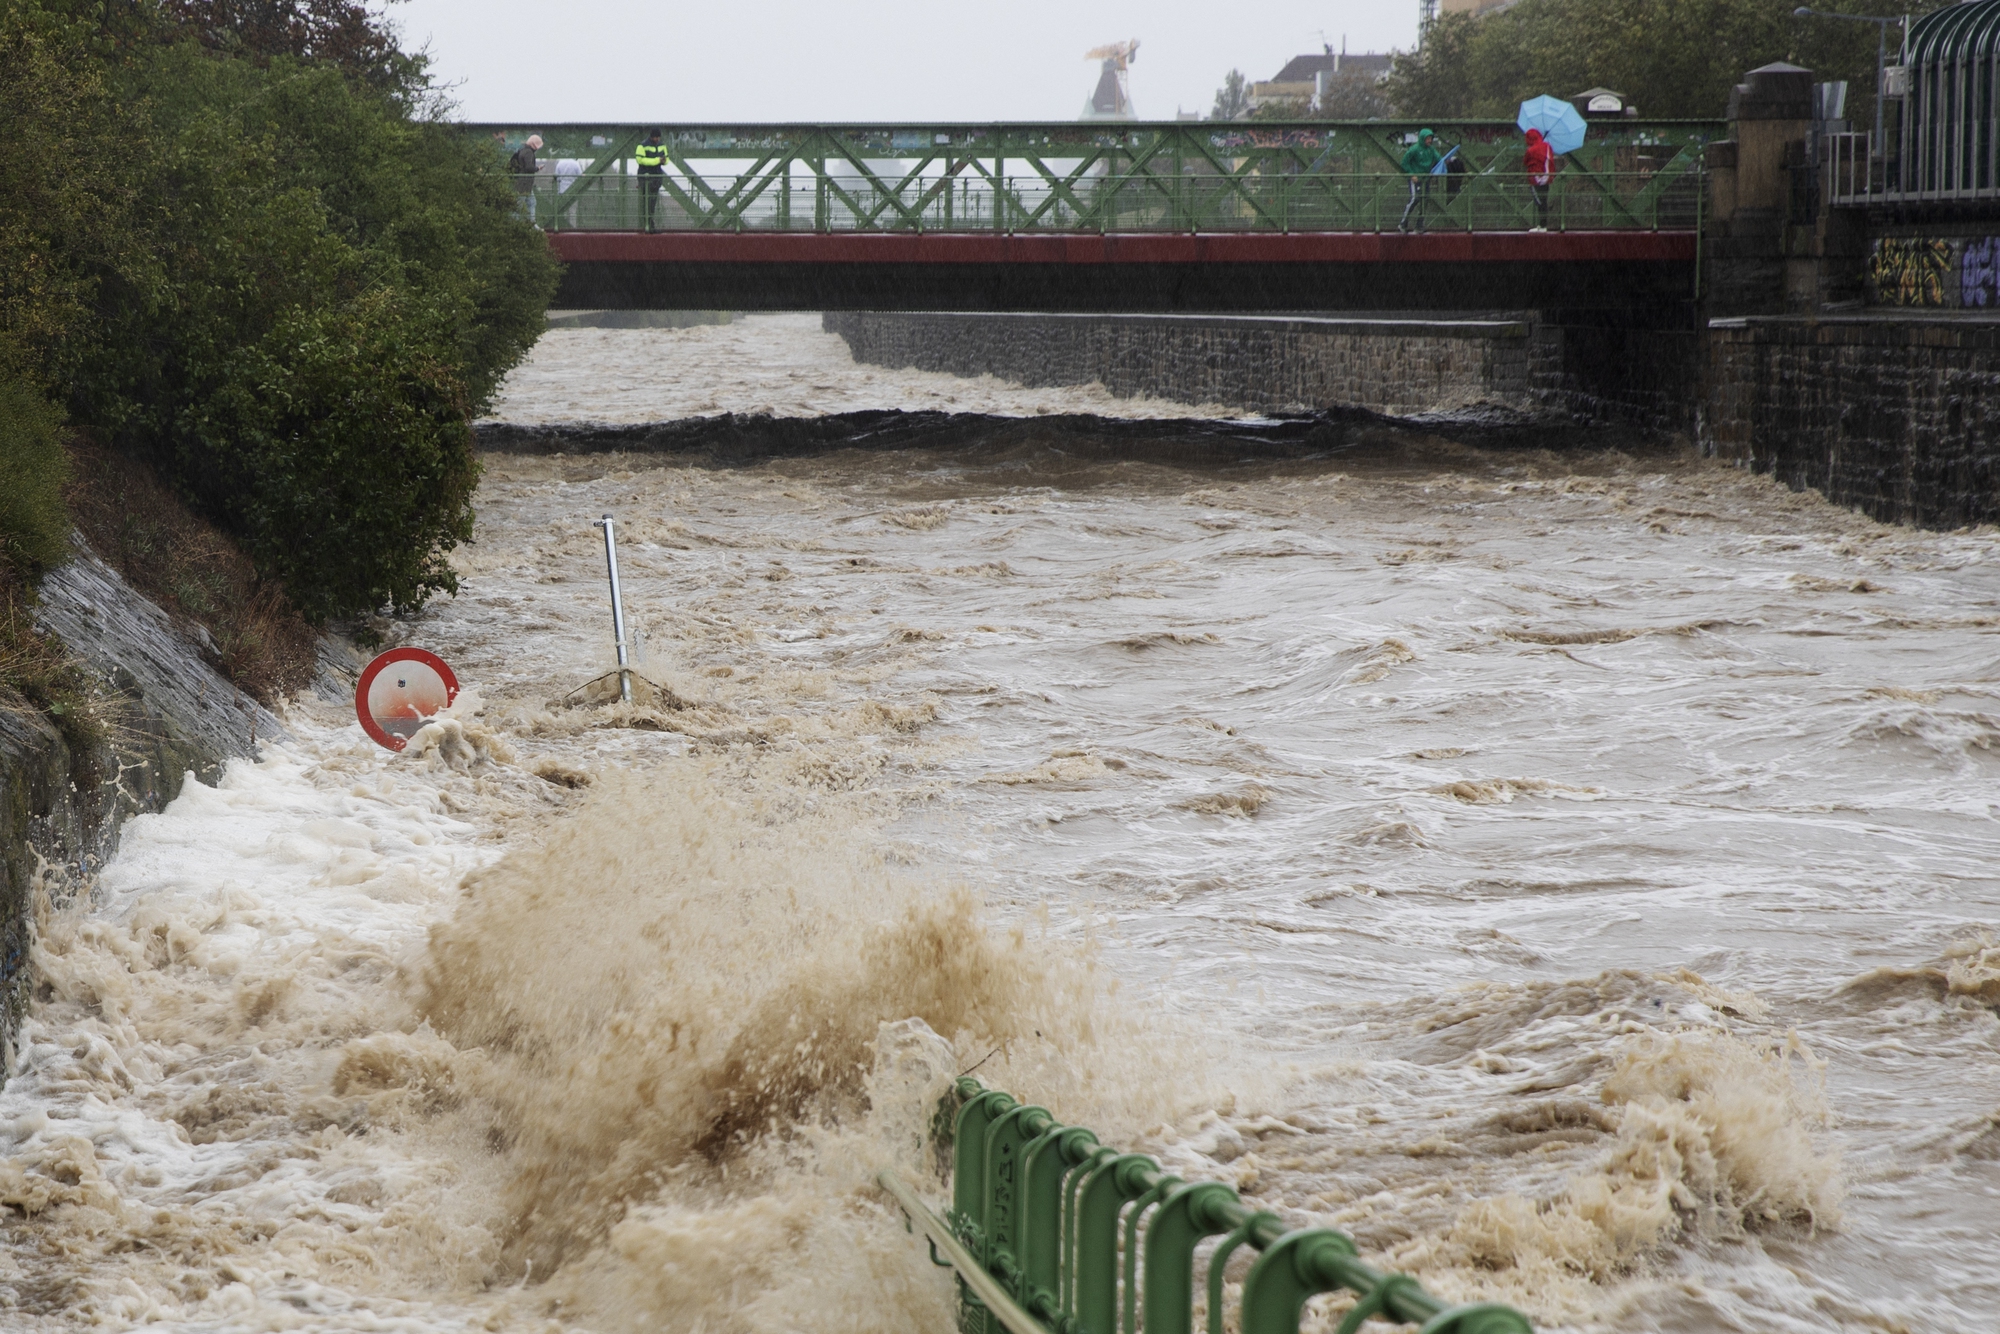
9, 326, 2000, 1331
0, 727, 514, 1329
481, 314, 1240, 423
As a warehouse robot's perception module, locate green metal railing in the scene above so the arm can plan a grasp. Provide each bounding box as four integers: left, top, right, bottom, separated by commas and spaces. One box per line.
468, 120, 1720, 234
877, 1077, 1533, 1334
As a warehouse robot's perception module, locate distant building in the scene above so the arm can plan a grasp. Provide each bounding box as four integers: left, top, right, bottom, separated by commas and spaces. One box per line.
1440, 0, 1520, 17
1248, 49, 1393, 113
1271, 51, 1393, 83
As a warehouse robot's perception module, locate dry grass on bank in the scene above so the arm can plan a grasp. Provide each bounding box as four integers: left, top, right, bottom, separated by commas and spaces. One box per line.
0, 561, 107, 752
65, 439, 318, 705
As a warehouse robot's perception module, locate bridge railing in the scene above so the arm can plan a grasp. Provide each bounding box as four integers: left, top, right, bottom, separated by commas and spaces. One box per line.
875, 1076, 1534, 1334
525, 168, 1702, 234
470, 120, 1720, 234
1823, 125, 2000, 206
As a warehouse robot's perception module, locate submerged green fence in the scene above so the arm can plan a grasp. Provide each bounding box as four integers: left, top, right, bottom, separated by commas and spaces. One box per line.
877, 1077, 1532, 1334
467, 119, 1719, 235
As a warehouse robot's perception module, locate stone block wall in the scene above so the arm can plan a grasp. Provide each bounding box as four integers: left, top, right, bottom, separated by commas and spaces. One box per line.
824, 311, 1535, 418
1531, 315, 1701, 430
1706, 315, 2000, 527
825, 310, 1701, 431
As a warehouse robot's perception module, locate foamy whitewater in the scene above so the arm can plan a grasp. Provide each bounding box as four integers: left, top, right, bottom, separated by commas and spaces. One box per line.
482, 313, 1239, 423
4, 314, 1998, 1331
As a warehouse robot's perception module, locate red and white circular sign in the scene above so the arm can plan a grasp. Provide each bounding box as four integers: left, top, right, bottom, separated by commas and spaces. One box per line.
355, 648, 459, 752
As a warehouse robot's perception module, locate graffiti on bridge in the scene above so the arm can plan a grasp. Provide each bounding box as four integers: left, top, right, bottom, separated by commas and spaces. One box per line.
1963, 237, 2000, 308
1867, 236, 2000, 308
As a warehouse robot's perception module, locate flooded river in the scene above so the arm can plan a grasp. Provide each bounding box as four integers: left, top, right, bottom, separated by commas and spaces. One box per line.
4, 315, 1998, 1332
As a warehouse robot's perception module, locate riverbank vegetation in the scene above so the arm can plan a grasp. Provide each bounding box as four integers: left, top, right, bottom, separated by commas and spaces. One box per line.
1389, 0, 1955, 124
0, 0, 556, 714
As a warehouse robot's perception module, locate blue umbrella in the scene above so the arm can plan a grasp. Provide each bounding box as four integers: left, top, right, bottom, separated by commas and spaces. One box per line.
1517, 95, 1587, 155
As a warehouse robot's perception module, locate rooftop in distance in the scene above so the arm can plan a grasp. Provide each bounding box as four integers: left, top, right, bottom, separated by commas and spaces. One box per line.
1250, 46, 1394, 115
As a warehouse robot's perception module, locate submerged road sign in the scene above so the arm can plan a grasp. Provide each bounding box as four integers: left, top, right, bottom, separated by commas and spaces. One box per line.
355, 648, 459, 751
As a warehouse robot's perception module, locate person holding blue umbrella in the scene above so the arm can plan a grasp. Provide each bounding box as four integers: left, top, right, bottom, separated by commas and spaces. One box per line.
1517, 96, 1587, 231
1523, 129, 1556, 230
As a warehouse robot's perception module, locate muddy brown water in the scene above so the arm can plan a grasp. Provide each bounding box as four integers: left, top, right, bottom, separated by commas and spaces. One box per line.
3, 315, 1996, 1332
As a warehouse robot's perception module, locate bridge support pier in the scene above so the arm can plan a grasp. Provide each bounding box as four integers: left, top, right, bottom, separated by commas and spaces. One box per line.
1697, 61, 2000, 528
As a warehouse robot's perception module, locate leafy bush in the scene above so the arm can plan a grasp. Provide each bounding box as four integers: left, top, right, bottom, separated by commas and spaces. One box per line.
0, 6, 132, 396
3, 1, 557, 624
0, 377, 71, 575
1388, 0, 1958, 123
75, 39, 556, 619
170, 287, 482, 619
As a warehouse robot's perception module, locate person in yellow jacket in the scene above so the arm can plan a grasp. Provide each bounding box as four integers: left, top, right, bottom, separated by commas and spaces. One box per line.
636, 130, 668, 232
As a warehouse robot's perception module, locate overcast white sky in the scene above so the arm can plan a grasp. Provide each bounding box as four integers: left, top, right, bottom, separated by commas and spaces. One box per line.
383, 1, 1421, 124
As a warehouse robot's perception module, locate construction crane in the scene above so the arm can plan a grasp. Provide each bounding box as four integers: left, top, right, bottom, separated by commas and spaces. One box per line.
1081, 40, 1139, 120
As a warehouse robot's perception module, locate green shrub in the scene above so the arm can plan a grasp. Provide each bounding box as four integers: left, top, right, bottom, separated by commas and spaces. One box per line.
177, 287, 481, 619
71, 41, 556, 621
1387, 0, 1958, 122
0, 376, 71, 575
0, 6, 131, 395
9, 5, 557, 624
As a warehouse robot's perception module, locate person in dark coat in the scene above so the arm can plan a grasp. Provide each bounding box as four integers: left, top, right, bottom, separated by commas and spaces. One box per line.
1444, 149, 1469, 200
509, 134, 544, 223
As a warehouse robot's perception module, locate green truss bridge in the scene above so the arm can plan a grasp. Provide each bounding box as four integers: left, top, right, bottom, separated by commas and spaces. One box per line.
470, 119, 1722, 312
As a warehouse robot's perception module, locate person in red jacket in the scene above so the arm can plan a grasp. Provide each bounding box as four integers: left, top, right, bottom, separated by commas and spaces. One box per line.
1524, 129, 1557, 231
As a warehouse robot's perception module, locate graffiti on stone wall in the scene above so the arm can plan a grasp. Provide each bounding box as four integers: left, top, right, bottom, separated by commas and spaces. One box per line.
1962, 237, 2000, 308
1868, 238, 1955, 307
1864, 236, 2000, 308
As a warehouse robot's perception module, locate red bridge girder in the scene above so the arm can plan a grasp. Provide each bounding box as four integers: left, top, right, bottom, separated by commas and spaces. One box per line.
545, 230, 1695, 265
542, 229, 1699, 313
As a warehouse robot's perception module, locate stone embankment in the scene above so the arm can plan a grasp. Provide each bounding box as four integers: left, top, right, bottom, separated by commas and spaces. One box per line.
1, 543, 311, 1071
826, 305, 2000, 530
824, 310, 1702, 436
823, 311, 1537, 418
1707, 315, 2000, 528
1695, 61, 2000, 529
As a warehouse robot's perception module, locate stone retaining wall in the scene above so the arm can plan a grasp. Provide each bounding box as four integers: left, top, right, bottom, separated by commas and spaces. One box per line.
1705, 315, 2000, 528
823, 311, 1539, 418
824, 310, 1701, 431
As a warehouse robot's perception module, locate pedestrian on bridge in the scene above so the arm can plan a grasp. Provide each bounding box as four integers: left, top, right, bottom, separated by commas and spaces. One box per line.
1399, 129, 1440, 233
509, 134, 543, 224
636, 130, 668, 232
1524, 128, 1556, 231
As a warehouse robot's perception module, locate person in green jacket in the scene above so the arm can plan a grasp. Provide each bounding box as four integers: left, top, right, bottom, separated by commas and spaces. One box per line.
1399, 128, 1441, 233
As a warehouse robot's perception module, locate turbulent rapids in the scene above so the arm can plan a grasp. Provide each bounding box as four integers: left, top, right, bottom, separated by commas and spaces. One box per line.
3, 314, 1998, 1332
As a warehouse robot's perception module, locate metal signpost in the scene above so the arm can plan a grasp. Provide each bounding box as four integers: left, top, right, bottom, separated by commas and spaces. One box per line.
593, 513, 633, 704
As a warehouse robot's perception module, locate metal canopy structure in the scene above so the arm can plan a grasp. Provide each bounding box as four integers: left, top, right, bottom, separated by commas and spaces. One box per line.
1825, 0, 2000, 204
1905, 0, 2000, 197
469, 120, 1718, 235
